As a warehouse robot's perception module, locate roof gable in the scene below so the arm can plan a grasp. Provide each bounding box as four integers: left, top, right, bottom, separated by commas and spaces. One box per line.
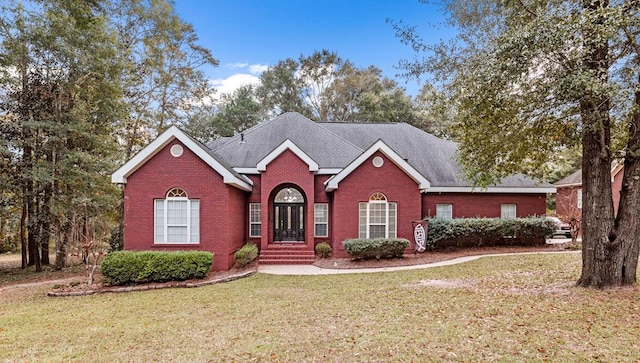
325, 140, 430, 192
256, 139, 319, 172
112, 126, 252, 191
209, 112, 362, 169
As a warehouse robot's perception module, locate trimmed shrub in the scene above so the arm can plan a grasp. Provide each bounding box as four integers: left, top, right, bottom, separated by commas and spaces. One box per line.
315, 242, 332, 258
426, 217, 554, 249
234, 243, 259, 268
342, 238, 410, 260
101, 250, 213, 285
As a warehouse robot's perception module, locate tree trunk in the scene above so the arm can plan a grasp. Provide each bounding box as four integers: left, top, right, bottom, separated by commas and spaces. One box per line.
19, 13, 28, 270
28, 225, 41, 271
577, 94, 616, 287
27, 207, 42, 272
608, 75, 640, 285
20, 188, 28, 269
576, 0, 628, 288
54, 216, 71, 270
40, 184, 52, 265
25, 153, 40, 271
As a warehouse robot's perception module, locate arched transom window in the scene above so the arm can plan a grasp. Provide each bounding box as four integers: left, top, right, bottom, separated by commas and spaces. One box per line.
154, 188, 199, 244
369, 192, 387, 201
166, 188, 188, 198
274, 187, 304, 203
359, 192, 397, 239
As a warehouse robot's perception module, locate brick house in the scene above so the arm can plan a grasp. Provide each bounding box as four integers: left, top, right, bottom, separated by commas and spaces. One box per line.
555, 164, 624, 220
112, 112, 555, 270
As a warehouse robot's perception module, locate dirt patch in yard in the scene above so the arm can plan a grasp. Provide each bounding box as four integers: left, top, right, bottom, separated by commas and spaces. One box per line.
404, 279, 477, 289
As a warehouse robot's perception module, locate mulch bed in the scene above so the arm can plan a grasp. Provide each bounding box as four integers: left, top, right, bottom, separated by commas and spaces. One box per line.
313, 243, 572, 269
47, 263, 258, 297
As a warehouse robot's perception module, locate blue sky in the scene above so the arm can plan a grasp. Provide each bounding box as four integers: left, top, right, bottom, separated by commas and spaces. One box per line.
173, 1, 454, 97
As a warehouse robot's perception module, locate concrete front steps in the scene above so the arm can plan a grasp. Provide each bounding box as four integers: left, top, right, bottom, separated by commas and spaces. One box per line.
259, 245, 316, 265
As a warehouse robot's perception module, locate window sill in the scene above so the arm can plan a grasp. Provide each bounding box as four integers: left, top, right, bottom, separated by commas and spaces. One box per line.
152, 243, 202, 248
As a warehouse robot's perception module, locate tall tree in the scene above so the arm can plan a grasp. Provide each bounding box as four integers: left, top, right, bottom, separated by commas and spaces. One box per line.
256, 51, 422, 124
256, 58, 312, 118
412, 82, 455, 138
109, 0, 218, 159
393, 0, 640, 287
185, 85, 264, 143
0, 0, 124, 270
215, 84, 264, 135
355, 78, 416, 123
298, 49, 343, 120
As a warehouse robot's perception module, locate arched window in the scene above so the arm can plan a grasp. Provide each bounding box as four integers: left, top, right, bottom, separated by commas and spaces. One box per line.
166, 188, 188, 198
358, 192, 397, 239
274, 187, 304, 203
154, 188, 199, 244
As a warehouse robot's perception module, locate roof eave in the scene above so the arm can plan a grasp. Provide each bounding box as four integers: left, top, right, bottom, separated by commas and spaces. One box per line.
111, 126, 252, 192
427, 186, 557, 194
324, 139, 430, 192
256, 139, 319, 172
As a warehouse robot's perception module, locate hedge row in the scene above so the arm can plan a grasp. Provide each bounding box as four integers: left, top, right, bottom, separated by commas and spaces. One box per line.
426, 217, 554, 249
342, 238, 410, 260
101, 251, 213, 285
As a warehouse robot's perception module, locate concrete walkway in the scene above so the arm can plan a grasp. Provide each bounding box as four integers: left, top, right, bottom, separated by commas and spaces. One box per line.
258, 250, 580, 275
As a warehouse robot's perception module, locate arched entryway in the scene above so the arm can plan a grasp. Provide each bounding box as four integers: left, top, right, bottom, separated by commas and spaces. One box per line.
273, 186, 305, 242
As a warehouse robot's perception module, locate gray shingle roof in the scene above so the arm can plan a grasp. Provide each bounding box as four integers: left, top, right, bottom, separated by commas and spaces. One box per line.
207, 112, 553, 189
208, 112, 361, 169
319, 122, 462, 186
554, 169, 582, 186
183, 131, 250, 184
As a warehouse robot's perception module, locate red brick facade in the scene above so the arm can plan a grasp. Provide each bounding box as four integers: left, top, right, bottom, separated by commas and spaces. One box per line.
556, 166, 623, 220
556, 186, 581, 220
612, 167, 623, 216
331, 151, 422, 256
423, 193, 547, 219
259, 149, 316, 251
119, 131, 551, 270
123, 140, 247, 271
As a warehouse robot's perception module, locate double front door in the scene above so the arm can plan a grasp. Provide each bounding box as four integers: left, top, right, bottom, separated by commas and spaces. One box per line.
274, 203, 304, 242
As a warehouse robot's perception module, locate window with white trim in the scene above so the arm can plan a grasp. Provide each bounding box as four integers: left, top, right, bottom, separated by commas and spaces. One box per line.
154, 188, 199, 244
249, 203, 261, 237
436, 204, 453, 220
358, 192, 397, 239
501, 204, 517, 219
314, 203, 328, 237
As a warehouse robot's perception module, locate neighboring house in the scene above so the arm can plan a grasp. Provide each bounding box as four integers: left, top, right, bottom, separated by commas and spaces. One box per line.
555, 164, 624, 220
112, 112, 555, 271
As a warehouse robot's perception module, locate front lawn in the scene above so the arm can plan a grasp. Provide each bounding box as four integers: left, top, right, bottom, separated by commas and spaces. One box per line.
2, 253, 639, 362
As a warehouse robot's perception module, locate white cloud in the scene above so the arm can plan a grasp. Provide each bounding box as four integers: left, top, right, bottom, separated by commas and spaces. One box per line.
209, 73, 261, 96
209, 63, 269, 98
226, 62, 249, 69
223, 62, 268, 75
248, 64, 269, 74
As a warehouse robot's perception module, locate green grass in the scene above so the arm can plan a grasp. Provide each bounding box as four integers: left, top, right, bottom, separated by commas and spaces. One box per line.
2, 253, 640, 362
